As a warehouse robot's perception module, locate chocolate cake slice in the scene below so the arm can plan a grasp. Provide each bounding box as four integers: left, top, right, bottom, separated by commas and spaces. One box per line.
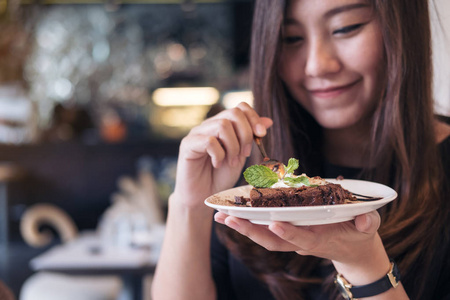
248, 183, 356, 207
241, 157, 357, 207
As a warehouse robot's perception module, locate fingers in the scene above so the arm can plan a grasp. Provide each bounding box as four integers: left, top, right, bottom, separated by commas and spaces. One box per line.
259, 117, 274, 135
235, 102, 273, 137
268, 222, 319, 252
186, 102, 273, 167
214, 213, 299, 252
198, 118, 243, 165
180, 134, 225, 168
354, 211, 381, 234
206, 102, 271, 156
215, 211, 382, 258
215, 211, 321, 253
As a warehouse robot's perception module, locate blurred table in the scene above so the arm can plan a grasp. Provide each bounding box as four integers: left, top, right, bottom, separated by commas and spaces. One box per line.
30, 230, 163, 300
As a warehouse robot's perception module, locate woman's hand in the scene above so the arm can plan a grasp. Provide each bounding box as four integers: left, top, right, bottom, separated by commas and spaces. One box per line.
153, 102, 274, 300
173, 102, 273, 210
215, 211, 410, 298
215, 210, 381, 261
215, 211, 392, 281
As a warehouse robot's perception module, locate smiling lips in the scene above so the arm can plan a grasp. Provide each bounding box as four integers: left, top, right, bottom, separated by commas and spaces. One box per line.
308, 80, 359, 98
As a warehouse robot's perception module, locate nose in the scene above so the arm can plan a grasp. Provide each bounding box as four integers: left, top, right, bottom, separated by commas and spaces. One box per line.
305, 40, 341, 77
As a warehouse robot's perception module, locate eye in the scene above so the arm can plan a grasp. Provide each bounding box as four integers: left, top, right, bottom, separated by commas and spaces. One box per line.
282, 36, 304, 45
333, 23, 363, 35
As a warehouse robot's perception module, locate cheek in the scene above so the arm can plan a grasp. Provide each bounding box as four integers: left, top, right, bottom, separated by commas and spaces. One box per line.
361, 37, 386, 105
278, 48, 304, 84
341, 28, 385, 84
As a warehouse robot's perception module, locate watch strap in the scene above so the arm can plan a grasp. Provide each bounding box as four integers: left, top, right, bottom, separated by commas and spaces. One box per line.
349, 260, 401, 298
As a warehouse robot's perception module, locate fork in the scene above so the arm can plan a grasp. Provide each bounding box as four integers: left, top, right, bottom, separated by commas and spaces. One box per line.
351, 192, 383, 201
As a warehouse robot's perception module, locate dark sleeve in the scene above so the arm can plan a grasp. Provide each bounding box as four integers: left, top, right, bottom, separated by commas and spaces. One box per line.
433, 247, 450, 299
439, 136, 450, 183
210, 220, 277, 300
424, 136, 450, 299
210, 220, 237, 300
433, 136, 450, 299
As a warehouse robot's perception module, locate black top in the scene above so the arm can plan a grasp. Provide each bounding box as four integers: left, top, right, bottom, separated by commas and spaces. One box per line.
210, 136, 450, 300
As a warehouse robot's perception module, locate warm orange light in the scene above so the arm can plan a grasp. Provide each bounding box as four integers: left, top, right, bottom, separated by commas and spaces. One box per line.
222, 90, 253, 109
152, 87, 220, 107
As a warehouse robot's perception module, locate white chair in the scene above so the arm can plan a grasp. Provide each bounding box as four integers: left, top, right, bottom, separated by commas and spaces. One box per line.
19, 203, 123, 300
20, 272, 122, 300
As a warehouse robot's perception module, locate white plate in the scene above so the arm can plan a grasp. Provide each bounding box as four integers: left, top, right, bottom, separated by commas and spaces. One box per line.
204, 179, 397, 225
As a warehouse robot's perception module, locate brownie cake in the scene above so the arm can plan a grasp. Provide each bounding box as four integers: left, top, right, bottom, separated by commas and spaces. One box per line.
247, 183, 356, 207
234, 157, 357, 207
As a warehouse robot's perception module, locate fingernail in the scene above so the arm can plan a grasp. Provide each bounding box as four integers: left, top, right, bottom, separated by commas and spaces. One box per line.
214, 158, 222, 168
255, 124, 266, 136
243, 144, 252, 157
365, 214, 372, 228
225, 218, 240, 231
214, 213, 225, 224
270, 223, 285, 236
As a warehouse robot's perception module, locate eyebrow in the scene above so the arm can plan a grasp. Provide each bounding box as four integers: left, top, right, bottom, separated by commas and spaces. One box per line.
324, 3, 370, 19
284, 3, 370, 25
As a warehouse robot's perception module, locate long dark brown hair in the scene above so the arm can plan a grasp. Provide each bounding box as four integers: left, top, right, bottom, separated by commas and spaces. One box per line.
217, 0, 447, 299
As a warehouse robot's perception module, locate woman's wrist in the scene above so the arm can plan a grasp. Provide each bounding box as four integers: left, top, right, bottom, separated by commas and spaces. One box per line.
332, 235, 391, 286
169, 192, 214, 222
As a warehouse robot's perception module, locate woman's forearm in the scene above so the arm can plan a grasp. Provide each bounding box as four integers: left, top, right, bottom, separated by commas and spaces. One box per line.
152, 103, 270, 299
151, 194, 216, 300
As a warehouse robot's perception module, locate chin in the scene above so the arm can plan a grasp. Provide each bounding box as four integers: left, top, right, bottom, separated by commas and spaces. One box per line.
313, 113, 363, 130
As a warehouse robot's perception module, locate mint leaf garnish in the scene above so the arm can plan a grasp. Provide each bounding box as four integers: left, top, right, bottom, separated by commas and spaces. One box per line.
284, 175, 316, 187
243, 165, 279, 188
285, 158, 299, 175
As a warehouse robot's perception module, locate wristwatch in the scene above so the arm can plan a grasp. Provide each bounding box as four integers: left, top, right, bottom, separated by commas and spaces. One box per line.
334, 260, 401, 300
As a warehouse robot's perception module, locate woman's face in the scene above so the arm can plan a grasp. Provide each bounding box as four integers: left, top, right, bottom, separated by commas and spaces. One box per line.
278, 0, 385, 130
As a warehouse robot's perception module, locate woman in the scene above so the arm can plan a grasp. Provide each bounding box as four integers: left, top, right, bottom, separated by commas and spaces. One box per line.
152, 0, 450, 299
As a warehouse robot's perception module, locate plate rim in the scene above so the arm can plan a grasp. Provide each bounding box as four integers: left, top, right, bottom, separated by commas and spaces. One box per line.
204, 178, 398, 212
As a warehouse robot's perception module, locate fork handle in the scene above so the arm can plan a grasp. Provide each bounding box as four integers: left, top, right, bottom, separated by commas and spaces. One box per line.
254, 136, 269, 160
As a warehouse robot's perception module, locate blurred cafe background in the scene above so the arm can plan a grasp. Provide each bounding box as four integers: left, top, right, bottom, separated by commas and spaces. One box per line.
0, 0, 449, 299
